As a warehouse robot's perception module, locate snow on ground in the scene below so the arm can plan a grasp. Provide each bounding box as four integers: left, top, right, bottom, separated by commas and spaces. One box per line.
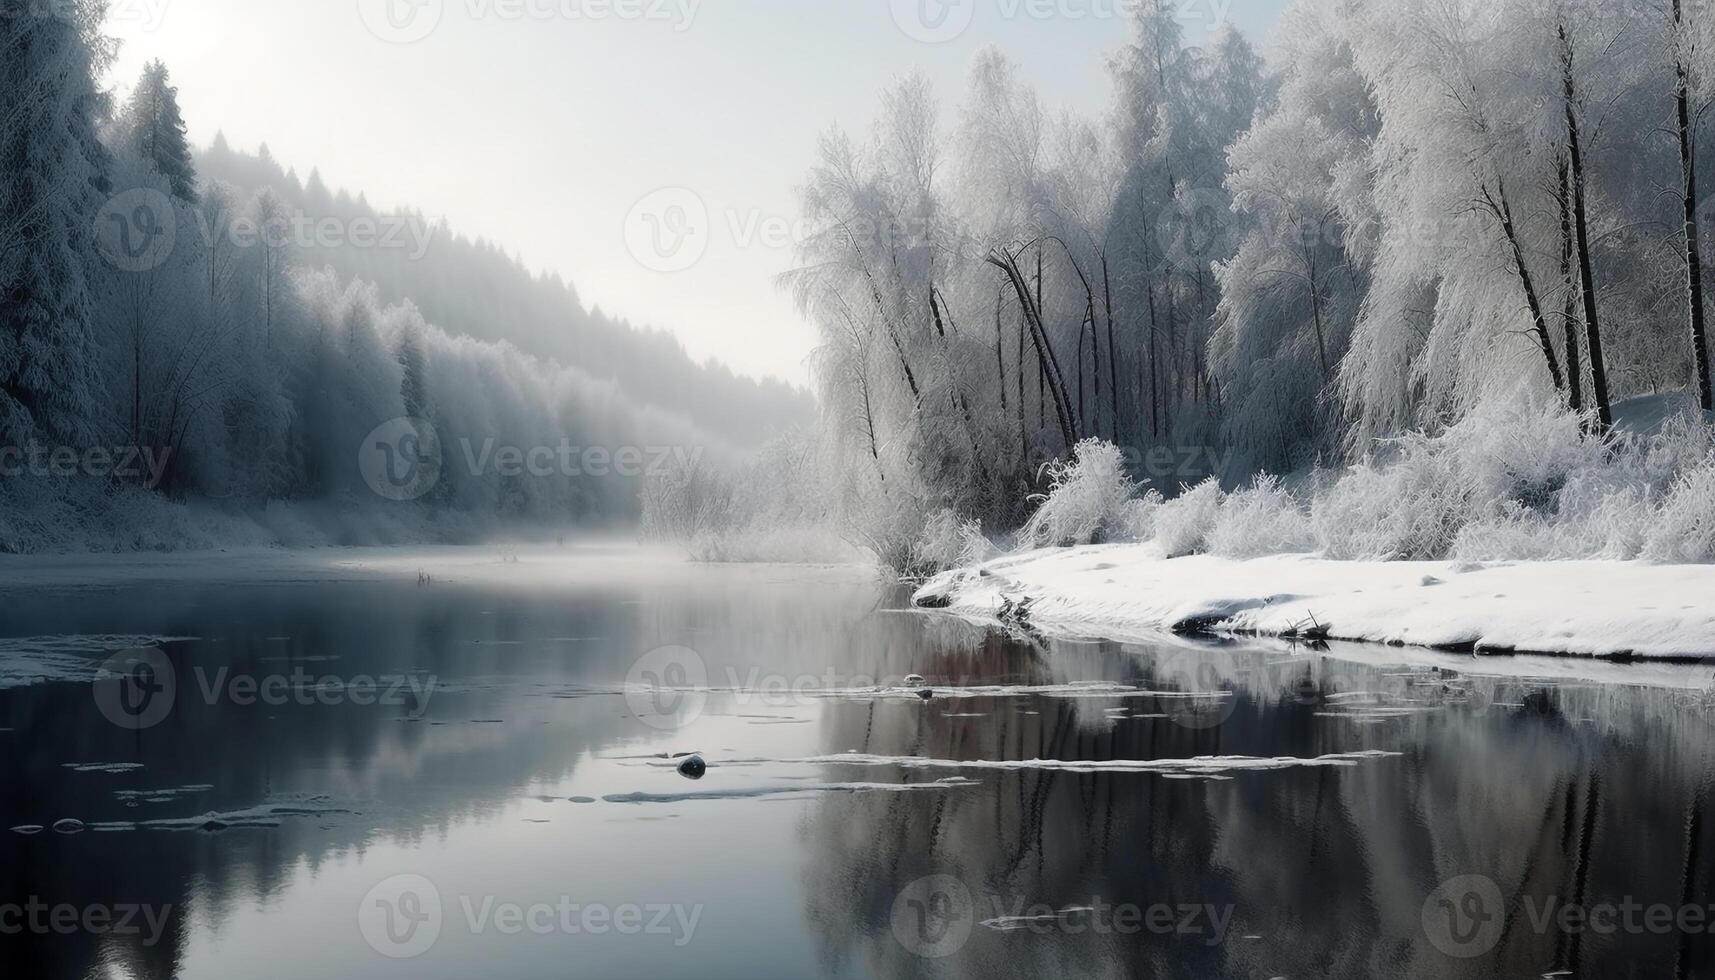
915, 545, 1715, 660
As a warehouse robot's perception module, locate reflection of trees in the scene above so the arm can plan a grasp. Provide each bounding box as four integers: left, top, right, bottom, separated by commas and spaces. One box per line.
2, 573, 1712, 980
800, 636, 1715, 980
0, 567, 882, 980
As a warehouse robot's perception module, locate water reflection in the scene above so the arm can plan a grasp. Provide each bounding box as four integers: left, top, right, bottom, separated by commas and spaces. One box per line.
0, 552, 1711, 979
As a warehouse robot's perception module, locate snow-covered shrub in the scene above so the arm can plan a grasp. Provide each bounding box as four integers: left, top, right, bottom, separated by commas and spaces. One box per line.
1208, 475, 1315, 558
1315, 405, 1614, 560
1153, 479, 1224, 558
912, 509, 999, 573
1311, 449, 1461, 560
1115, 493, 1165, 544
1017, 439, 1147, 549
1443, 404, 1607, 512
1643, 456, 1715, 563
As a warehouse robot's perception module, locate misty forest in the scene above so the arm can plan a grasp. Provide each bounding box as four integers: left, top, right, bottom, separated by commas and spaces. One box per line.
5, 0, 1715, 570
9, 5, 1715, 980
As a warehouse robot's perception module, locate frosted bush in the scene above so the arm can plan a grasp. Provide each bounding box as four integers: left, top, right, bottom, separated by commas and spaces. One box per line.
1312, 446, 1464, 560
1313, 405, 1634, 561
1441, 404, 1606, 511
1153, 479, 1224, 558
1643, 456, 1715, 563
1115, 492, 1164, 544
1208, 476, 1315, 558
1017, 439, 1146, 549
912, 509, 999, 574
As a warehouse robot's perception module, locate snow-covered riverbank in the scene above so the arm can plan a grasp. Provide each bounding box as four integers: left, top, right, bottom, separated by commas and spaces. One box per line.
914, 545, 1715, 660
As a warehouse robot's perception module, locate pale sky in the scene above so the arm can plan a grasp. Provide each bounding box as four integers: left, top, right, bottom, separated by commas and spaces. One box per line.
107, 0, 1289, 386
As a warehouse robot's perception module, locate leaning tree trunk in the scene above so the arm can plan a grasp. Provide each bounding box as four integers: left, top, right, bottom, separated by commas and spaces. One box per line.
1484, 179, 1565, 394
988, 251, 1079, 449
1675, 0, 1713, 411
1562, 25, 1613, 429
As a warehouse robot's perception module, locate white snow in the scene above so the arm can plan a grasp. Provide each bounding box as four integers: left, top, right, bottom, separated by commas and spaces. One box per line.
915, 545, 1715, 659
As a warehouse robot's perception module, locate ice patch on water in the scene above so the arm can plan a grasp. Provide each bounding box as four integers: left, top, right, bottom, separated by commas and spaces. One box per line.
720, 751, 1401, 778
61, 762, 146, 774
981, 906, 1098, 932
47, 797, 354, 834
602, 778, 980, 805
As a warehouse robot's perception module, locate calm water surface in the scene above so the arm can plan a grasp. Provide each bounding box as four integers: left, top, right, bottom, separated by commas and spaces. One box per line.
1, 547, 1712, 979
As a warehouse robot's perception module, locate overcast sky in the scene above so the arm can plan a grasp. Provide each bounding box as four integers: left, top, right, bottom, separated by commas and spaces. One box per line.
107, 0, 1289, 386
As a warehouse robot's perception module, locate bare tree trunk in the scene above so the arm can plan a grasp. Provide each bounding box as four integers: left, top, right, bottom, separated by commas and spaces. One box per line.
1675, 0, 1713, 411
994, 287, 1009, 414
989, 251, 1078, 448
1563, 25, 1613, 429
1482, 179, 1565, 393
1146, 280, 1161, 439
930, 285, 988, 483
1302, 245, 1332, 382
1077, 311, 1090, 426
1036, 247, 1046, 434
1017, 301, 1027, 457
1102, 256, 1117, 442
1559, 158, 1585, 414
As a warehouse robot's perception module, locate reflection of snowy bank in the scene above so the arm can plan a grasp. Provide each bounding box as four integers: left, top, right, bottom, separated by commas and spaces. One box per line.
0, 634, 192, 690
916, 547, 1715, 660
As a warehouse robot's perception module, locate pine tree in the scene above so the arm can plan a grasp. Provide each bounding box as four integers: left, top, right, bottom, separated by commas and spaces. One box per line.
121, 60, 198, 202
0, 0, 111, 445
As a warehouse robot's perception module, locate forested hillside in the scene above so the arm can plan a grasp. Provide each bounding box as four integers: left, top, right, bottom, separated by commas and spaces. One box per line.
195, 139, 812, 445
0, 0, 809, 552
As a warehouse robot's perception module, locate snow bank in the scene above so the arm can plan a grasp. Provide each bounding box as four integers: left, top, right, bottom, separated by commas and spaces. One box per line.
914, 546, 1715, 659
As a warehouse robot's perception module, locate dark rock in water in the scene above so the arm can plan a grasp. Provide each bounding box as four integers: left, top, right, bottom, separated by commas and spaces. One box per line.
677, 755, 707, 780
916, 689, 935, 701
914, 591, 952, 609
568, 797, 597, 804
903, 674, 926, 687
51, 819, 86, 835
200, 819, 231, 833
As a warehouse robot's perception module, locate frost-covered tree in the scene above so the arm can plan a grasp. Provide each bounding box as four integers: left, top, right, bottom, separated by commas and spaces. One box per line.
117, 60, 197, 203
1213, 0, 1376, 473
0, 0, 110, 445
